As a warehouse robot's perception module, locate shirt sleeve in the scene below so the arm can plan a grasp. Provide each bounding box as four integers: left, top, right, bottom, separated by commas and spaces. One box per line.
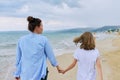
44, 38, 58, 67
14, 40, 22, 77
73, 50, 79, 60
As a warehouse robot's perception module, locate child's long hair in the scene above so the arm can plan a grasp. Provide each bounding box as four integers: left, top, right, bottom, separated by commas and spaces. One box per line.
73, 32, 95, 50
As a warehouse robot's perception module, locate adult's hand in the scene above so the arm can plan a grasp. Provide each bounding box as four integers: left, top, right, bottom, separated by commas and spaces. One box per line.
56, 66, 64, 73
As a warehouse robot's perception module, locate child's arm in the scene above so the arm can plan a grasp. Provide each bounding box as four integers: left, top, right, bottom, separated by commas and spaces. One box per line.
96, 57, 103, 80
61, 59, 77, 74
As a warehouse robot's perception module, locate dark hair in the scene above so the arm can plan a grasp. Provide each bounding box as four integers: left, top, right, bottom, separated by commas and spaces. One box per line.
73, 32, 95, 50
27, 16, 42, 32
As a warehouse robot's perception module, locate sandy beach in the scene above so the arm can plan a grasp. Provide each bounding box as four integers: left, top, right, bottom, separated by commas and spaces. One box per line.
1, 33, 120, 80
47, 34, 120, 80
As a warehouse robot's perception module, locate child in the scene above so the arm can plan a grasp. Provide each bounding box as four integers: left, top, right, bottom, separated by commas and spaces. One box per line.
60, 32, 103, 80
14, 16, 62, 80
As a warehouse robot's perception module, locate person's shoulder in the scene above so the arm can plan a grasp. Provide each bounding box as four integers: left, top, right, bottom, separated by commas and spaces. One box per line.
19, 35, 29, 40
16, 36, 25, 45
18, 34, 30, 43
40, 35, 47, 38
40, 35, 48, 40
75, 48, 82, 53
94, 48, 99, 52
74, 48, 83, 58
76, 48, 83, 51
93, 48, 100, 56
38, 35, 49, 43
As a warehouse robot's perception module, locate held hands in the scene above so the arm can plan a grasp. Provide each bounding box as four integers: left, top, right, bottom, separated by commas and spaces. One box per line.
59, 69, 66, 74
56, 66, 66, 74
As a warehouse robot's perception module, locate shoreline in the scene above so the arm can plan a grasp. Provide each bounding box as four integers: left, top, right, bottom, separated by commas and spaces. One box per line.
0, 33, 120, 80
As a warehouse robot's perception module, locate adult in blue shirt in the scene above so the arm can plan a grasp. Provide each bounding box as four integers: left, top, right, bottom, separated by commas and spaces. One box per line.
14, 16, 62, 80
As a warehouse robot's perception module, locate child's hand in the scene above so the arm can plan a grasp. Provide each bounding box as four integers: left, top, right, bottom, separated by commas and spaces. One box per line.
59, 70, 66, 74
56, 66, 64, 73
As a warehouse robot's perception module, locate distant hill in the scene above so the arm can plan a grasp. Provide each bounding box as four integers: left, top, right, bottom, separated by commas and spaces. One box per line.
48, 26, 120, 33
2, 26, 119, 34
46, 28, 94, 34
92, 26, 120, 32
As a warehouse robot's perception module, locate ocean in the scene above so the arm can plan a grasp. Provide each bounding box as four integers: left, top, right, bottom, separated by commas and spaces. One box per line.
0, 30, 80, 56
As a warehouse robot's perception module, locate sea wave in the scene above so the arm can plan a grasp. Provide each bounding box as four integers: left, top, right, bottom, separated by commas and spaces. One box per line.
0, 43, 16, 49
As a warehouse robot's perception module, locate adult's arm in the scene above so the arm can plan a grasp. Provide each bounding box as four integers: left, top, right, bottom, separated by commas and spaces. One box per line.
44, 38, 58, 67
14, 40, 22, 79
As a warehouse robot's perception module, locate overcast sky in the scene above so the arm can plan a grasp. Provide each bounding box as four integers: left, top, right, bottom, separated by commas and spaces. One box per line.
0, 0, 120, 31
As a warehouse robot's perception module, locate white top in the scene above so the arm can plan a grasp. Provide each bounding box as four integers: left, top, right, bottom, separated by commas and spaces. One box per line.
74, 48, 100, 80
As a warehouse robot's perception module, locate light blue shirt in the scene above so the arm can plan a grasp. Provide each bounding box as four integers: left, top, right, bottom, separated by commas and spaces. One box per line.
14, 32, 58, 80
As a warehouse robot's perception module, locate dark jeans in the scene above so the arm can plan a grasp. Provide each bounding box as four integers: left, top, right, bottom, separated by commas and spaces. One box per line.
41, 68, 49, 80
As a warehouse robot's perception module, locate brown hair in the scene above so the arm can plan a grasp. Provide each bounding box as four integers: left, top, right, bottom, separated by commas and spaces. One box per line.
27, 16, 42, 32
73, 32, 95, 50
